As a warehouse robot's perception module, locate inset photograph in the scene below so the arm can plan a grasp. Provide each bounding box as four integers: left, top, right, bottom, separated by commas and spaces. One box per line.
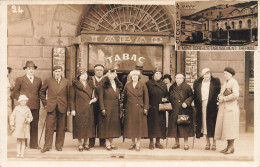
176, 1, 258, 50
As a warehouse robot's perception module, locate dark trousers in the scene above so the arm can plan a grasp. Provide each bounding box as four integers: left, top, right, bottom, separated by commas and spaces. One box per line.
89, 104, 105, 147
30, 109, 40, 148
44, 106, 66, 149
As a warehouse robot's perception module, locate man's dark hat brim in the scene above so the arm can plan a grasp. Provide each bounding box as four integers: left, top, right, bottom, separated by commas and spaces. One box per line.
23, 61, 37, 70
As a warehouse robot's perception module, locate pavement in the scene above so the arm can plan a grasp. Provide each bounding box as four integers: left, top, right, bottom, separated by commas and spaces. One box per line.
7, 131, 254, 162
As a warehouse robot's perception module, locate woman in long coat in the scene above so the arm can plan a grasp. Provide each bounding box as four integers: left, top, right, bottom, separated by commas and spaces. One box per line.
193, 68, 221, 151
123, 70, 149, 151
146, 68, 168, 150
70, 68, 97, 151
215, 67, 240, 154
98, 69, 123, 151
168, 73, 194, 150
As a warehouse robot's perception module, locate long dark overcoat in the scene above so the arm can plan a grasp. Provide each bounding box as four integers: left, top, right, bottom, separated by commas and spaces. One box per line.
168, 82, 194, 138
193, 76, 221, 138
123, 81, 149, 138
70, 79, 95, 139
146, 79, 168, 139
97, 77, 122, 139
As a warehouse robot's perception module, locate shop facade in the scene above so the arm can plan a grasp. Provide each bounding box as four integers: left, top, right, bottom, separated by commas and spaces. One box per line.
7, 4, 253, 132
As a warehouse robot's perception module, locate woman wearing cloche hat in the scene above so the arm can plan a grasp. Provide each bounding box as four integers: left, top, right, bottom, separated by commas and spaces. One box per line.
214, 67, 240, 154
70, 67, 97, 152
193, 68, 221, 151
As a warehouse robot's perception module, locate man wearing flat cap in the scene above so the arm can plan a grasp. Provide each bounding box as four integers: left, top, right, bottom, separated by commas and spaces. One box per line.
13, 61, 42, 149
88, 64, 106, 147
39, 65, 70, 153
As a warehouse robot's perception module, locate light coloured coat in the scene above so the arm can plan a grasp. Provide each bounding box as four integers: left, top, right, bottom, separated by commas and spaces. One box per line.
10, 105, 33, 138
214, 78, 240, 141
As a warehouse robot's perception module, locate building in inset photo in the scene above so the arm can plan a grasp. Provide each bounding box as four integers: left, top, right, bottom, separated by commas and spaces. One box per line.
179, 1, 258, 46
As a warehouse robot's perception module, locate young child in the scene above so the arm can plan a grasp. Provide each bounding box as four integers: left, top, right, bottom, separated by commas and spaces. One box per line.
10, 95, 33, 157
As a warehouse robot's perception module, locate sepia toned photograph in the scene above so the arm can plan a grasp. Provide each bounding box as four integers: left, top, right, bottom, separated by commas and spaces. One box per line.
176, 1, 258, 51
1, 1, 259, 167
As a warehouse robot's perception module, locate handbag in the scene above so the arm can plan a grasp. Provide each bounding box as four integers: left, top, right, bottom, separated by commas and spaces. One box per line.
159, 102, 172, 112
177, 114, 190, 125
177, 107, 190, 125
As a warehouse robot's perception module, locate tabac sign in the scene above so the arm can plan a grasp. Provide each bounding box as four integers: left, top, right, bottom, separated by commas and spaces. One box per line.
80, 34, 171, 44
88, 44, 163, 71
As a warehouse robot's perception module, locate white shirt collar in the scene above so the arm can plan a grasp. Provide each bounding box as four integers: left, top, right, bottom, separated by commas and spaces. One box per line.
26, 75, 34, 79
95, 76, 103, 82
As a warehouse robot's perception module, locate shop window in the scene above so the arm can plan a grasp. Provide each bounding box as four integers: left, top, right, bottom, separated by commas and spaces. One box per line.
88, 44, 163, 72
239, 20, 242, 29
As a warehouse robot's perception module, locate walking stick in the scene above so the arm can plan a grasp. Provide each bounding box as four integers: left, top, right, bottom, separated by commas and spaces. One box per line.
38, 117, 46, 147
192, 135, 195, 149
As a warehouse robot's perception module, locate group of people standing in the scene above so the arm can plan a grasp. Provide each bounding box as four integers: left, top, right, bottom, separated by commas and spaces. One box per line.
8, 60, 240, 157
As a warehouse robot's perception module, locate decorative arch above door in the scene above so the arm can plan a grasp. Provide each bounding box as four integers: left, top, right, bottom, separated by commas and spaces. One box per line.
80, 5, 174, 33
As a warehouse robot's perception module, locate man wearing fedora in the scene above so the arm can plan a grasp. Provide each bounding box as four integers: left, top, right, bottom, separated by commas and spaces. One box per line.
13, 61, 42, 149
39, 66, 70, 153
88, 64, 106, 147
135, 61, 149, 84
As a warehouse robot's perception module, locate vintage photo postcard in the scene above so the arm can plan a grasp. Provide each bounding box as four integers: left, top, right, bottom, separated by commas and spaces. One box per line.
0, 1, 259, 167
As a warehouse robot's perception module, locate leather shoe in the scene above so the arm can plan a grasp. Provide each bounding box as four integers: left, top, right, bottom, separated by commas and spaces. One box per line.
205, 144, 211, 150
129, 144, 136, 150
111, 145, 118, 150
30, 146, 41, 149
184, 145, 189, 150
149, 143, 154, 150
83, 144, 90, 151
155, 143, 164, 149
41, 147, 50, 153
224, 148, 234, 154
56, 147, 62, 151
220, 148, 228, 153
172, 144, 180, 149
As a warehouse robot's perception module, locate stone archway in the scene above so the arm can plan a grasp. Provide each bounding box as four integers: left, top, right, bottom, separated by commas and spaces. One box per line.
79, 5, 174, 34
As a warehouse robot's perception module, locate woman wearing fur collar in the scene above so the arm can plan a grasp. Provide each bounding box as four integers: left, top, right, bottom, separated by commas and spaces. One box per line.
97, 69, 123, 151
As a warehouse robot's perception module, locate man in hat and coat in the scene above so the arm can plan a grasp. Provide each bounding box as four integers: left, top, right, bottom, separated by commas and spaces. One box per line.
135, 61, 149, 84
88, 64, 106, 147
13, 61, 42, 149
39, 66, 70, 153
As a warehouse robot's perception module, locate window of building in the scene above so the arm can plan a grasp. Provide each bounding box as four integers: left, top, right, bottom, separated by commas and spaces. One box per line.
248, 19, 252, 28
239, 20, 242, 29
206, 13, 208, 16
202, 13, 204, 15
231, 21, 235, 29
211, 12, 213, 16
181, 22, 185, 29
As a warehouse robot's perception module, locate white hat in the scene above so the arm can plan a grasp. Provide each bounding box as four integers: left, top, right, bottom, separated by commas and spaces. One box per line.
129, 70, 141, 77
18, 95, 29, 103
201, 68, 210, 76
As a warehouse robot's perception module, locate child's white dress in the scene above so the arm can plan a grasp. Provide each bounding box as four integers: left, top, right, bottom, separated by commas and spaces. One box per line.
10, 105, 33, 139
